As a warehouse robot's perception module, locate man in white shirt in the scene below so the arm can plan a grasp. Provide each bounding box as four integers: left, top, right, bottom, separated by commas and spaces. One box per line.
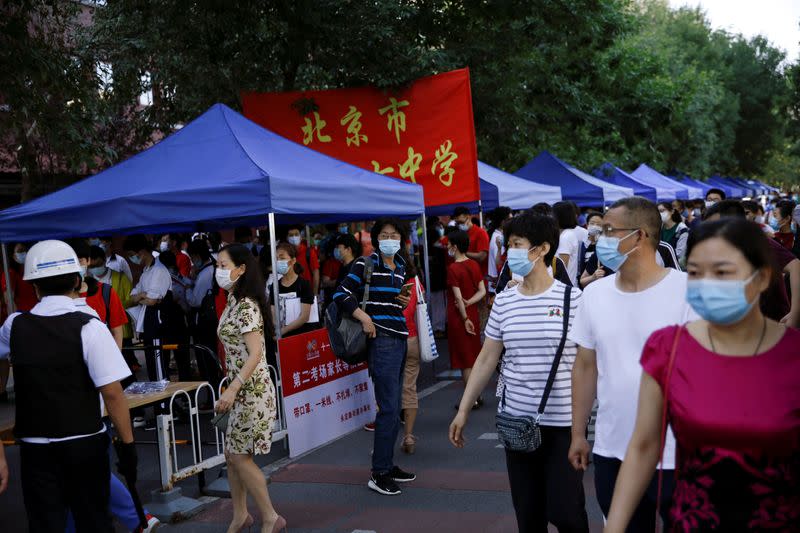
95, 236, 133, 282
568, 197, 696, 532
0, 240, 135, 532
123, 234, 172, 381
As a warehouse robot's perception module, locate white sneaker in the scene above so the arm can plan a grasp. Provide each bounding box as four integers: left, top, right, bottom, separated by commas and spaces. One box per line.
133, 417, 146, 428
135, 513, 161, 532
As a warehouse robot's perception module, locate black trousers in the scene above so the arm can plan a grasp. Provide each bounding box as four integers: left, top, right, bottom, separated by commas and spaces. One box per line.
504, 426, 589, 533
594, 454, 675, 533
191, 325, 221, 390
20, 432, 112, 533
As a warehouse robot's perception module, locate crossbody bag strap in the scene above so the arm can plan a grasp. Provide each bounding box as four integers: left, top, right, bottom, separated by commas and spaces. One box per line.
360, 258, 374, 312
537, 285, 572, 417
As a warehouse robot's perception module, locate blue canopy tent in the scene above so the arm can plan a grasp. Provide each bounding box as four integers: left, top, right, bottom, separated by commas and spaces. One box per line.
728, 177, 757, 197
671, 174, 712, 197
630, 164, 697, 200
514, 151, 632, 207
479, 161, 561, 211
744, 179, 767, 195
707, 175, 743, 198
0, 103, 425, 242
593, 163, 658, 202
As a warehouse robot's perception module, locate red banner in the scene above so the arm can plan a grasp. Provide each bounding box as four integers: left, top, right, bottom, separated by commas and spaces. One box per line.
242, 68, 480, 208
277, 328, 367, 397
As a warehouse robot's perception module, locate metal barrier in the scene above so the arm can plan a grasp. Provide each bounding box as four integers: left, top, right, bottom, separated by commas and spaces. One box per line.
217, 362, 287, 445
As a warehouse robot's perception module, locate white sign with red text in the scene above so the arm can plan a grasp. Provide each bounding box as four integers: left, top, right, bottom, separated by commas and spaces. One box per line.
278, 328, 376, 457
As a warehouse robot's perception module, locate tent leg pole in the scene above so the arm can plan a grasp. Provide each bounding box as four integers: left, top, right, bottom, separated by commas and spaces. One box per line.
478, 201, 484, 227
421, 213, 431, 305
1, 243, 15, 315
268, 213, 288, 434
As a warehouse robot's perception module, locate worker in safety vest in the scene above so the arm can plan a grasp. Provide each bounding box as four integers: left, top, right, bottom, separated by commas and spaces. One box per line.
0, 240, 136, 532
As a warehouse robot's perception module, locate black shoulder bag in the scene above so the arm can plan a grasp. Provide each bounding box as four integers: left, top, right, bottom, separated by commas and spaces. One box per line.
496, 285, 572, 452
325, 258, 374, 364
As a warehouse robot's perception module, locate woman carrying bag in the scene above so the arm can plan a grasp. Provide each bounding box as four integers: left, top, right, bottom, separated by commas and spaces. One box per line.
449, 213, 589, 533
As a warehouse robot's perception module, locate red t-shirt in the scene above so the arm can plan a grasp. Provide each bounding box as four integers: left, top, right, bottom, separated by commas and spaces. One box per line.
176, 252, 191, 277
1, 268, 38, 312
402, 276, 424, 338
321, 257, 341, 281
773, 232, 795, 251
296, 242, 320, 282
81, 282, 129, 329
441, 224, 491, 276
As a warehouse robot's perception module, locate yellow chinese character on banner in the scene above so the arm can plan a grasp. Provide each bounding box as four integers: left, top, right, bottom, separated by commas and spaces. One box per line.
371, 160, 394, 175
378, 97, 410, 144
398, 146, 422, 183
431, 140, 458, 186
301, 112, 332, 145
340, 106, 368, 147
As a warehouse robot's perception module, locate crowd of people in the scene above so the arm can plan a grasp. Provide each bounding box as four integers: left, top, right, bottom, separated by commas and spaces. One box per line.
0, 189, 798, 532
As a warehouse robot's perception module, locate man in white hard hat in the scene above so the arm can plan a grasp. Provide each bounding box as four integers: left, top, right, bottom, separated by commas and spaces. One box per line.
0, 240, 136, 532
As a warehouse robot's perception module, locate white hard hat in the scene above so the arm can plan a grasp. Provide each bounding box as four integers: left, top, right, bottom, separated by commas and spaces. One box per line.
23, 240, 82, 281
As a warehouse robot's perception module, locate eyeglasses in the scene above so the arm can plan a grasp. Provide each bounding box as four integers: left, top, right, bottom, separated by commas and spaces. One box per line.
600, 225, 640, 237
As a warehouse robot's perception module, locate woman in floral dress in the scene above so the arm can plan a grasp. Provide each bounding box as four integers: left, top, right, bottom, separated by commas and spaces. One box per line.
214, 244, 286, 533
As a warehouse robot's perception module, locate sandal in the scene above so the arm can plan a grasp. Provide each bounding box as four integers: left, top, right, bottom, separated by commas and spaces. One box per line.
402, 434, 417, 455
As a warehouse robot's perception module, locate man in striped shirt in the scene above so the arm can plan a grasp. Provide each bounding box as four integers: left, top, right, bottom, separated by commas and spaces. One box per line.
332, 218, 416, 496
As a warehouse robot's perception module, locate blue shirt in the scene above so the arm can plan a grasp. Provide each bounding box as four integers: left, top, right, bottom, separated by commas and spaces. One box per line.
333, 252, 408, 337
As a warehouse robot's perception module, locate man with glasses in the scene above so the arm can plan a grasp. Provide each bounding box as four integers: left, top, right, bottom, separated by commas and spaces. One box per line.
333, 218, 415, 496
567, 197, 697, 531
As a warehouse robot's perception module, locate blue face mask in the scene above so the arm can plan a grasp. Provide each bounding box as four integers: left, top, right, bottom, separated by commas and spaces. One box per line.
333, 248, 343, 261
88, 238, 101, 247
686, 272, 758, 325
276, 260, 290, 276
379, 239, 401, 257
596, 231, 638, 271
507, 247, 536, 277
79, 265, 87, 280
129, 254, 142, 266
339, 226, 349, 235
89, 266, 107, 278
768, 216, 781, 231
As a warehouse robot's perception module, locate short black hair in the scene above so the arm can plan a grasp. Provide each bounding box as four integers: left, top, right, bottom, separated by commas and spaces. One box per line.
585, 211, 603, 225
158, 250, 177, 270
336, 234, 361, 257
553, 201, 578, 230
529, 202, 553, 218
741, 200, 761, 215
504, 213, 560, 264
775, 200, 796, 221
68, 239, 91, 260
234, 226, 252, 241
448, 230, 470, 254
489, 206, 512, 230
370, 217, 408, 249
187, 240, 211, 262
706, 188, 726, 200
122, 234, 151, 253
452, 206, 471, 218
687, 218, 776, 280
89, 245, 106, 263
608, 197, 660, 249
704, 200, 745, 220
33, 273, 80, 297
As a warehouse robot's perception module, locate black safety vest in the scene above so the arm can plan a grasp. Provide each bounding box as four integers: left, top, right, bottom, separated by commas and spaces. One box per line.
10, 312, 103, 439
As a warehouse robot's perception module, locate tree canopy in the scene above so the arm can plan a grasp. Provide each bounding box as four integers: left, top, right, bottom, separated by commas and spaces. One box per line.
3, 0, 799, 202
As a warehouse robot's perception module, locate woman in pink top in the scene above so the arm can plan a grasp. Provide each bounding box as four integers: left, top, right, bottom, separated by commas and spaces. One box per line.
400, 254, 424, 454
606, 218, 799, 531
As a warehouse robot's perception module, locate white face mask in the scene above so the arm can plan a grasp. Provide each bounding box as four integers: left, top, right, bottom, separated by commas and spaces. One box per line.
159, 241, 169, 252
660, 211, 670, 223
755, 215, 765, 224
287, 235, 302, 246
215, 268, 236, 290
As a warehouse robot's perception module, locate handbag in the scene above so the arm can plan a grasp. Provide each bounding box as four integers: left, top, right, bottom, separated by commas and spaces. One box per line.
325, 259, 374, 364
496, 285, 572, 452
210, 411, 230, 432
414, 277, 439, 363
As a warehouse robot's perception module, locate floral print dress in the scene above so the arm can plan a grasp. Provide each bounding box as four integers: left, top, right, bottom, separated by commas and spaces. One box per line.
217, 294, 276, 455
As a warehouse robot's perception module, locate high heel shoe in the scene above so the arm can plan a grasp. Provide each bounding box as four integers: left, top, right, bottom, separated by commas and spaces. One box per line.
231, 514, 254, 533
271, 515, 287, 533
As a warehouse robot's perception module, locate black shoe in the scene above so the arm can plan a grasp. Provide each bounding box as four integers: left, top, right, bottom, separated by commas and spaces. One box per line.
389, 466, 416, 483
0, 391, 8, 403
368, 473, 401, 495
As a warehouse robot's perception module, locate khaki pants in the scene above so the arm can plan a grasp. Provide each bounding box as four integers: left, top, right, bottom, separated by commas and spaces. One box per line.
402, 336, 421, 410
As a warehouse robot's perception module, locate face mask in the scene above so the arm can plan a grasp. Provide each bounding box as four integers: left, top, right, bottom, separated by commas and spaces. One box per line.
333, 248, 343, 262
98, 243, 108, 253
768, 216, 782, 231
447, 248, 456, 258
192, 259, 203, 269
596, 231, 638, 271
755, 215, 765, 224
507, 247, 537, 277
458, 223, 469, 232
79, 265, 87, 279
88, 238, 101, 247
705, 200, 717, 208
587, 225, 602, 238
13, 252, 26, 265
338, 226, 349, 235
693, 209, 702, 218
159, 241, 169, 252
681, 210, 689, 219
215, 268, 236, 290
89, 266, 107, 278
436, 227, 445, 238
686, 272, 758, 325
379, 239, 401, 257
287, 235, 302, 246
660, 212, 670, 223
276, 260, 290, 275
129, 254, 142, 265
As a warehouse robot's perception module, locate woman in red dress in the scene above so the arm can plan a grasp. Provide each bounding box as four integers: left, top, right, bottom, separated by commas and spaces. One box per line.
446, 230, 486, 408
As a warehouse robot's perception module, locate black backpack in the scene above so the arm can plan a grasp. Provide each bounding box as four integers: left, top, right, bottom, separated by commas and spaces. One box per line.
195, 263, 219, 330
325, 259, 374, 364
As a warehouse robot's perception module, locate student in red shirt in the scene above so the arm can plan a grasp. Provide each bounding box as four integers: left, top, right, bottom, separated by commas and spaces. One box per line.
158, 234, 192, 277
71, 241, 129, 349
286, 225, 320, 296
449, 207, 491, 277
1, 243, 38, 313
770, 200, 796, 251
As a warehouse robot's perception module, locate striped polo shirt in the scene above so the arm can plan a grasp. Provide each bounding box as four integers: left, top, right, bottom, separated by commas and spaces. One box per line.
485, 280, 581, 426
333, 252, 408, 338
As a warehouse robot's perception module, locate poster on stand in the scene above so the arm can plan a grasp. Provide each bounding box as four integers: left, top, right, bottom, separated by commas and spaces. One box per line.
278, 328, 376, 458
